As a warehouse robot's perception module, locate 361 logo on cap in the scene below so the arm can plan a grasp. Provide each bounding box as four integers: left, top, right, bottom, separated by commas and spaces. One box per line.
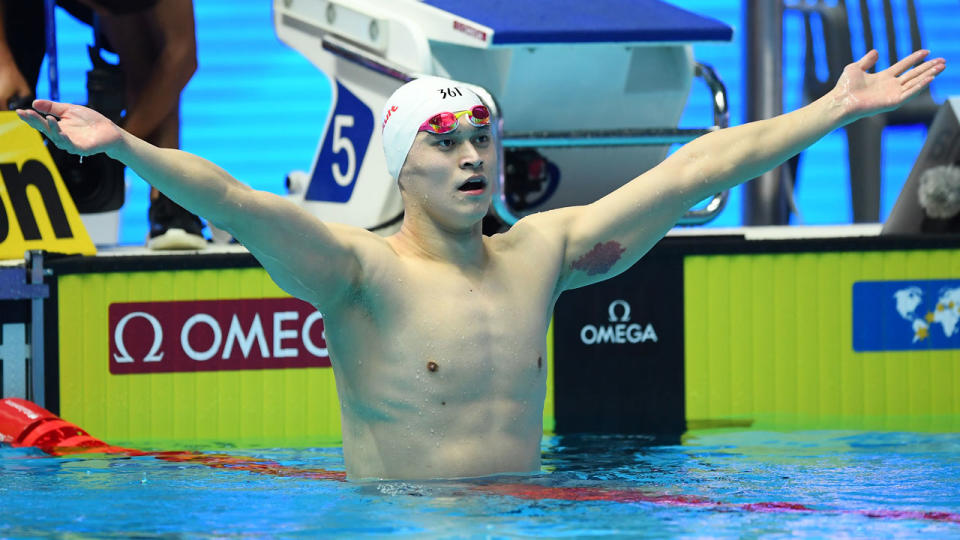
439, 87, 464, 99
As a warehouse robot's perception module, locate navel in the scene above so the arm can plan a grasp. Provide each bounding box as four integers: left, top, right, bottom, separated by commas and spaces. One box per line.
537, 356, 542, 370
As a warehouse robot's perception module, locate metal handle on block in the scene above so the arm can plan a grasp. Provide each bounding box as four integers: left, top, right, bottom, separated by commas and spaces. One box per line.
678, 62, 730, 226
492, 61, 731, 226
321, 34, 413, 83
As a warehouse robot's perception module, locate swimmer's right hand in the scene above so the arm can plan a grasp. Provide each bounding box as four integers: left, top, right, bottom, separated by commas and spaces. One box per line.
16, 100, 124, 157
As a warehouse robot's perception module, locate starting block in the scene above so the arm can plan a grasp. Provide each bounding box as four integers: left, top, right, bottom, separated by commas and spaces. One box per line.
273, 0, 733, 231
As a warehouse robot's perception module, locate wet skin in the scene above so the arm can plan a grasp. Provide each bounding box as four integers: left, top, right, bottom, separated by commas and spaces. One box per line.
317, 125, 567, 480
16, 49, 946, 480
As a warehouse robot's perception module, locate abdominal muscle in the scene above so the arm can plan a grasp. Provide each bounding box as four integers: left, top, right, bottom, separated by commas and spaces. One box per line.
326, 301, 551, 481
341, 395, 545, 481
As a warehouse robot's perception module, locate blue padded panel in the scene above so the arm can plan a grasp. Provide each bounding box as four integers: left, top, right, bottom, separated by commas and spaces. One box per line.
422, 0, 732, 44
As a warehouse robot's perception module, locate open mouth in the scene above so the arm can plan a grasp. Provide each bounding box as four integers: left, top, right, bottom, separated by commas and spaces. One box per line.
458, 177, 487, 192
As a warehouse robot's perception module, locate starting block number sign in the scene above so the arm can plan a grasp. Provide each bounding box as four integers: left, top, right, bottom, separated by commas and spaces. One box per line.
305, 81, 374, 204
0, 112, 95, 260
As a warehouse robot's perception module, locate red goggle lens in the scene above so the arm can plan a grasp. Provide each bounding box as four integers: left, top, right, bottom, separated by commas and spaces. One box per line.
420, 105, 491, 134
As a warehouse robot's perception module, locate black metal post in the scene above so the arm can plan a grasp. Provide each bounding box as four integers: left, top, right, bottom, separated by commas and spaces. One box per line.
743, 0, 789, 225
27, 250, 46, 408
44, 0, 59, 101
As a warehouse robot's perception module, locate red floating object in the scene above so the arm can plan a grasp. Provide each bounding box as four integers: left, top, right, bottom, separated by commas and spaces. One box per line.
0, 397, 134, 456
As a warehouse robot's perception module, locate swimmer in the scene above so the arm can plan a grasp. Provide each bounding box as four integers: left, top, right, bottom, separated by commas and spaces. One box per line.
16, 49, 946, 481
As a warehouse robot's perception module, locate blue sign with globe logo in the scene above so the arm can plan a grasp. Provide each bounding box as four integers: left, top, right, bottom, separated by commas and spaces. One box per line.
853, 280, 960, 351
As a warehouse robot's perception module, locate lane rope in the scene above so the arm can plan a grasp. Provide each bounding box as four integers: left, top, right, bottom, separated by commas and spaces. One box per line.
2, 398, 957, 524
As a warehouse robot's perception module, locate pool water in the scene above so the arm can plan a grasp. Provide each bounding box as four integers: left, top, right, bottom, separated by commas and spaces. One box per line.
2, 430, 959, 538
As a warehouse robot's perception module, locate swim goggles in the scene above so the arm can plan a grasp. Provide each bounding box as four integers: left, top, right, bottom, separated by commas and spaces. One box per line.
418, 105, 491, 134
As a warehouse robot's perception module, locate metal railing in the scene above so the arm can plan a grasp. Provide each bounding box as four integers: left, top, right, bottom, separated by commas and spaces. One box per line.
489, 61, 730, 226
0, 251, 50, 406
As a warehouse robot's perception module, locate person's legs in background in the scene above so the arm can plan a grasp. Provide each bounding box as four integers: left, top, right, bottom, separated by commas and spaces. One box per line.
1, 0, 44, 108
100, 0, 205, 249
3, 0, 204, 249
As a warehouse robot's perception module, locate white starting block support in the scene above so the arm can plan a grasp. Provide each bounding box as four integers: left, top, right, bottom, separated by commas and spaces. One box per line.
273, 0, 733, 231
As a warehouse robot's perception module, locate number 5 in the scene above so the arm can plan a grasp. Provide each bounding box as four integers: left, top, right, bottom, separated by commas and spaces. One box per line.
331, 114, 356, 187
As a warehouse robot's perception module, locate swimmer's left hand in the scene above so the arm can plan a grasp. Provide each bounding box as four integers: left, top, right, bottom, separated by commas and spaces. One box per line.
834, 49, 946, 124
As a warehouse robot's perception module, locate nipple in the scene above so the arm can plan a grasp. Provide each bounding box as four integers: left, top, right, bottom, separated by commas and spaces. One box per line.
427, 361, 439, 372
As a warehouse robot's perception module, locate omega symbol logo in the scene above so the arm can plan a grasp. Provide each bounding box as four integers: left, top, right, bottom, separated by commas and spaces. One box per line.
608, 299, 631, 323
113, 311, 165, 363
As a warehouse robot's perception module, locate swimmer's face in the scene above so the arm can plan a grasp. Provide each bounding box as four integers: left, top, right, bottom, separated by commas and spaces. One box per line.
399, 123, 495, 229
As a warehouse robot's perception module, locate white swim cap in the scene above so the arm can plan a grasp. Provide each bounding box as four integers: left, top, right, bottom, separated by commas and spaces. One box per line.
380, 76, 485, 180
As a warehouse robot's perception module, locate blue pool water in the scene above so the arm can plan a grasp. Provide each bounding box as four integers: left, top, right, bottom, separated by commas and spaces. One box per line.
2, 430, 959, 538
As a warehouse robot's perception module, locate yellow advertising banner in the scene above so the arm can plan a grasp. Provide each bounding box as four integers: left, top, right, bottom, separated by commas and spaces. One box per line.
58, 267, 342, 448
0, 111, 95, 260
685, 249, 960, 432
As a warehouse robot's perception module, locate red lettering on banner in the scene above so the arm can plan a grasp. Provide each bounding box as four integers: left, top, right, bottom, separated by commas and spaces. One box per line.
108, 298, 331, 374
453, 20, 487, 42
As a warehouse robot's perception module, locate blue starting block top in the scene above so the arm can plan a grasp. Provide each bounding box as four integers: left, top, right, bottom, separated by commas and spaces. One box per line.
422, 0, 733, 45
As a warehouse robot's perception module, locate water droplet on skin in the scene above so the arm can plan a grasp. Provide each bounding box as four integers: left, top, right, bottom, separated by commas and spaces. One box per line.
430, 428, 435, 434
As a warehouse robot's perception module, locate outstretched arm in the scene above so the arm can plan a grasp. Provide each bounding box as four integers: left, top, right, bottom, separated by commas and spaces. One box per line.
532, 49, 946, 292
16, 100, 364, 308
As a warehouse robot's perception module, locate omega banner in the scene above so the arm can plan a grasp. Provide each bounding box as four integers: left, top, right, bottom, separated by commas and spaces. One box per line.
108, 297, 330, 374
552, 243, 685, 436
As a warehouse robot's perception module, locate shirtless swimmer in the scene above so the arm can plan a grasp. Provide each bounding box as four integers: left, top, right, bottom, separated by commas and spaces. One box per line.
16, 49, 946, 481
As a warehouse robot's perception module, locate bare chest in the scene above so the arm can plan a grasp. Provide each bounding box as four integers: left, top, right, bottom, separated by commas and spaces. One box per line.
328, 255, 555, 402
386, 263, 549, 370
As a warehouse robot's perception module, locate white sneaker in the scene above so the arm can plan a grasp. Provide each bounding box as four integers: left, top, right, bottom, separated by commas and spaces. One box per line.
147, 228, 208, 250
